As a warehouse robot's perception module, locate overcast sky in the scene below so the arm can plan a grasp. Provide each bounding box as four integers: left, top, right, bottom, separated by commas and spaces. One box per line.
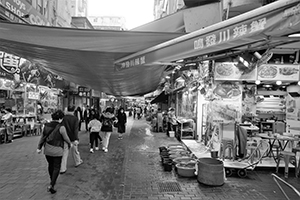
87, 0, 155, 29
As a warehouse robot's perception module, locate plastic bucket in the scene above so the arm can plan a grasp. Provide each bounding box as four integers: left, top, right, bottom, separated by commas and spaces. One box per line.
197, 158, 224, 186
210, 151, 219, 158
169, 131, 175, 137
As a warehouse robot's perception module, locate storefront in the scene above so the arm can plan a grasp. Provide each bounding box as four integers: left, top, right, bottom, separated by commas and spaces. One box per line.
115, 0, 299, 135
0, 50, 66, 139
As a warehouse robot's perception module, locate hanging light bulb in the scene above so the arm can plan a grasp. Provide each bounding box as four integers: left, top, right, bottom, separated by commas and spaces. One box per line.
255, 80, 261, 85
254, 52, 262, 59
238, 56, 250, 68
276, 81, 282, 85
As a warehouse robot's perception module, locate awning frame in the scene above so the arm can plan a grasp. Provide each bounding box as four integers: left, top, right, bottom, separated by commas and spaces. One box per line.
115, 0, 300, 67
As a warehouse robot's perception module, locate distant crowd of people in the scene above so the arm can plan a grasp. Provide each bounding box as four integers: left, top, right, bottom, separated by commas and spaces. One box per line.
36, 104, 127, 194
128, 105, 148, 120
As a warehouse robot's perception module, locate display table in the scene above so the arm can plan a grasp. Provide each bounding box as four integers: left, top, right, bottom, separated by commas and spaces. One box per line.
258, 133, 299, 163
176, 118, 195, 140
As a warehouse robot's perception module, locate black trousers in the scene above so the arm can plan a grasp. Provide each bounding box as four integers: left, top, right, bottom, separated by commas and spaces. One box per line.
90, 132, 100, 148
45, 155, 62, 188
85, 120, 89, 131
78, 120, 81, 131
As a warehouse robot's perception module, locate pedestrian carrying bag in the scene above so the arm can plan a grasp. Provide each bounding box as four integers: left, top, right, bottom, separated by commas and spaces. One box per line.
45, 124, 61, 146
113, 121, 118, 128
102, 118, 113, 126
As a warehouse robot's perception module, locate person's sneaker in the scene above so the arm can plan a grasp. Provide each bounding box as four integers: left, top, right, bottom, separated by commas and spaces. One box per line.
118, 136, 123, 140
95, 147, 99, 151
102, 147, 106, 151
75, 160, 83, 167
90, 148, 94, 153
104, 148, 108, 153
47, 186, 57, 194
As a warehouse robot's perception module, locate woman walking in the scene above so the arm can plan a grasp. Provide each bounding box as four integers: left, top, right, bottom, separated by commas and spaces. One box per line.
100, 107, 116, 152
116, 107, 127, 139
88, 114, 102, 153
37, 110, 72, 194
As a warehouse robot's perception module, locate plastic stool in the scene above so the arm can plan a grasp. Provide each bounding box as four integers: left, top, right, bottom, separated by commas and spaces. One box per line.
221, 138, 236, 160
276, 151, 297, 178
247, 137, 262, 163
292, 147, 300, 177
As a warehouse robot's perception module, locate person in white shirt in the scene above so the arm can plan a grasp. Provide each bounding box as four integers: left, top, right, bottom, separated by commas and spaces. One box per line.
87, 114, 102, 153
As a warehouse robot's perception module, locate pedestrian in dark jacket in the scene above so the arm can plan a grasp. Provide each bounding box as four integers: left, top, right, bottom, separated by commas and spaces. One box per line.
74, 106, 82, 131
60, 106, 83, 174
83, 105, 91, 131
37, 110, 72, 194
100, 107, 117, 152
117, 107, 127, 139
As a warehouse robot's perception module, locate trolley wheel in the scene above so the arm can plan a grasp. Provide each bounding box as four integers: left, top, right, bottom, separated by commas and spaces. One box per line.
237, 169, 247, 178
225, 168, 233, 177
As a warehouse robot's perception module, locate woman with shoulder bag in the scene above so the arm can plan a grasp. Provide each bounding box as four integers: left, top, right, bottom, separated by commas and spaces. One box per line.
116, 107, 127, 139
36, 110, 72, 194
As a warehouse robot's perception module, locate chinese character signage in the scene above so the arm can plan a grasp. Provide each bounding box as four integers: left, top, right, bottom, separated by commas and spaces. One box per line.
118, 56, 146, 70
28, 91, 39, 100
214, 62, 257, 81
115, 1, 300, 70
194, 17, 267, 50
0, 51, 67, 89
78, 86, 91, 97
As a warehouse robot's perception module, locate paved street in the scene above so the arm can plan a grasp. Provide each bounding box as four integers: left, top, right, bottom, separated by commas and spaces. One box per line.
0, 116, 300, 200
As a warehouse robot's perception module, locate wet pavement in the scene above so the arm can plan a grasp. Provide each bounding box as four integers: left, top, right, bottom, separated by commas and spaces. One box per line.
0, 116, 300, 200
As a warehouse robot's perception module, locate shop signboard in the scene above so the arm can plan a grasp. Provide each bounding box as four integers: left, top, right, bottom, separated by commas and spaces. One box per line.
28, 91, 39, 100
38, 86, 58, 114
116, 1, 300, 70
242, 85, 257, 117
91, 89, 101, 97
0, 0, 52, 26
286, 85, 300, 135
214, 62, 257, 81
209, 82, 242, 123
257, 64, 299, 81
0, 51, 68, 89
78, 86, 91, 97
0, 78, 14, 90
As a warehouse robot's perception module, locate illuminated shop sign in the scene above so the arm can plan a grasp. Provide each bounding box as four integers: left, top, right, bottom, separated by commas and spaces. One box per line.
0, 0, 51, 26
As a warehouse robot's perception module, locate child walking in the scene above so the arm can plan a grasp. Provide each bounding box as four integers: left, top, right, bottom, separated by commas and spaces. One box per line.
88, 114, 102, 153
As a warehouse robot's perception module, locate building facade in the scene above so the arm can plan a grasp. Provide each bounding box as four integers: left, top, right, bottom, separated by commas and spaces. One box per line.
88, 16, 126, 31
70, 0, 87, 17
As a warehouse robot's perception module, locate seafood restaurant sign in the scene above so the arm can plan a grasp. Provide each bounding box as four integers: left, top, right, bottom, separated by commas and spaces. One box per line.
0, 0, 51, 26
116, 2, 300, 70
